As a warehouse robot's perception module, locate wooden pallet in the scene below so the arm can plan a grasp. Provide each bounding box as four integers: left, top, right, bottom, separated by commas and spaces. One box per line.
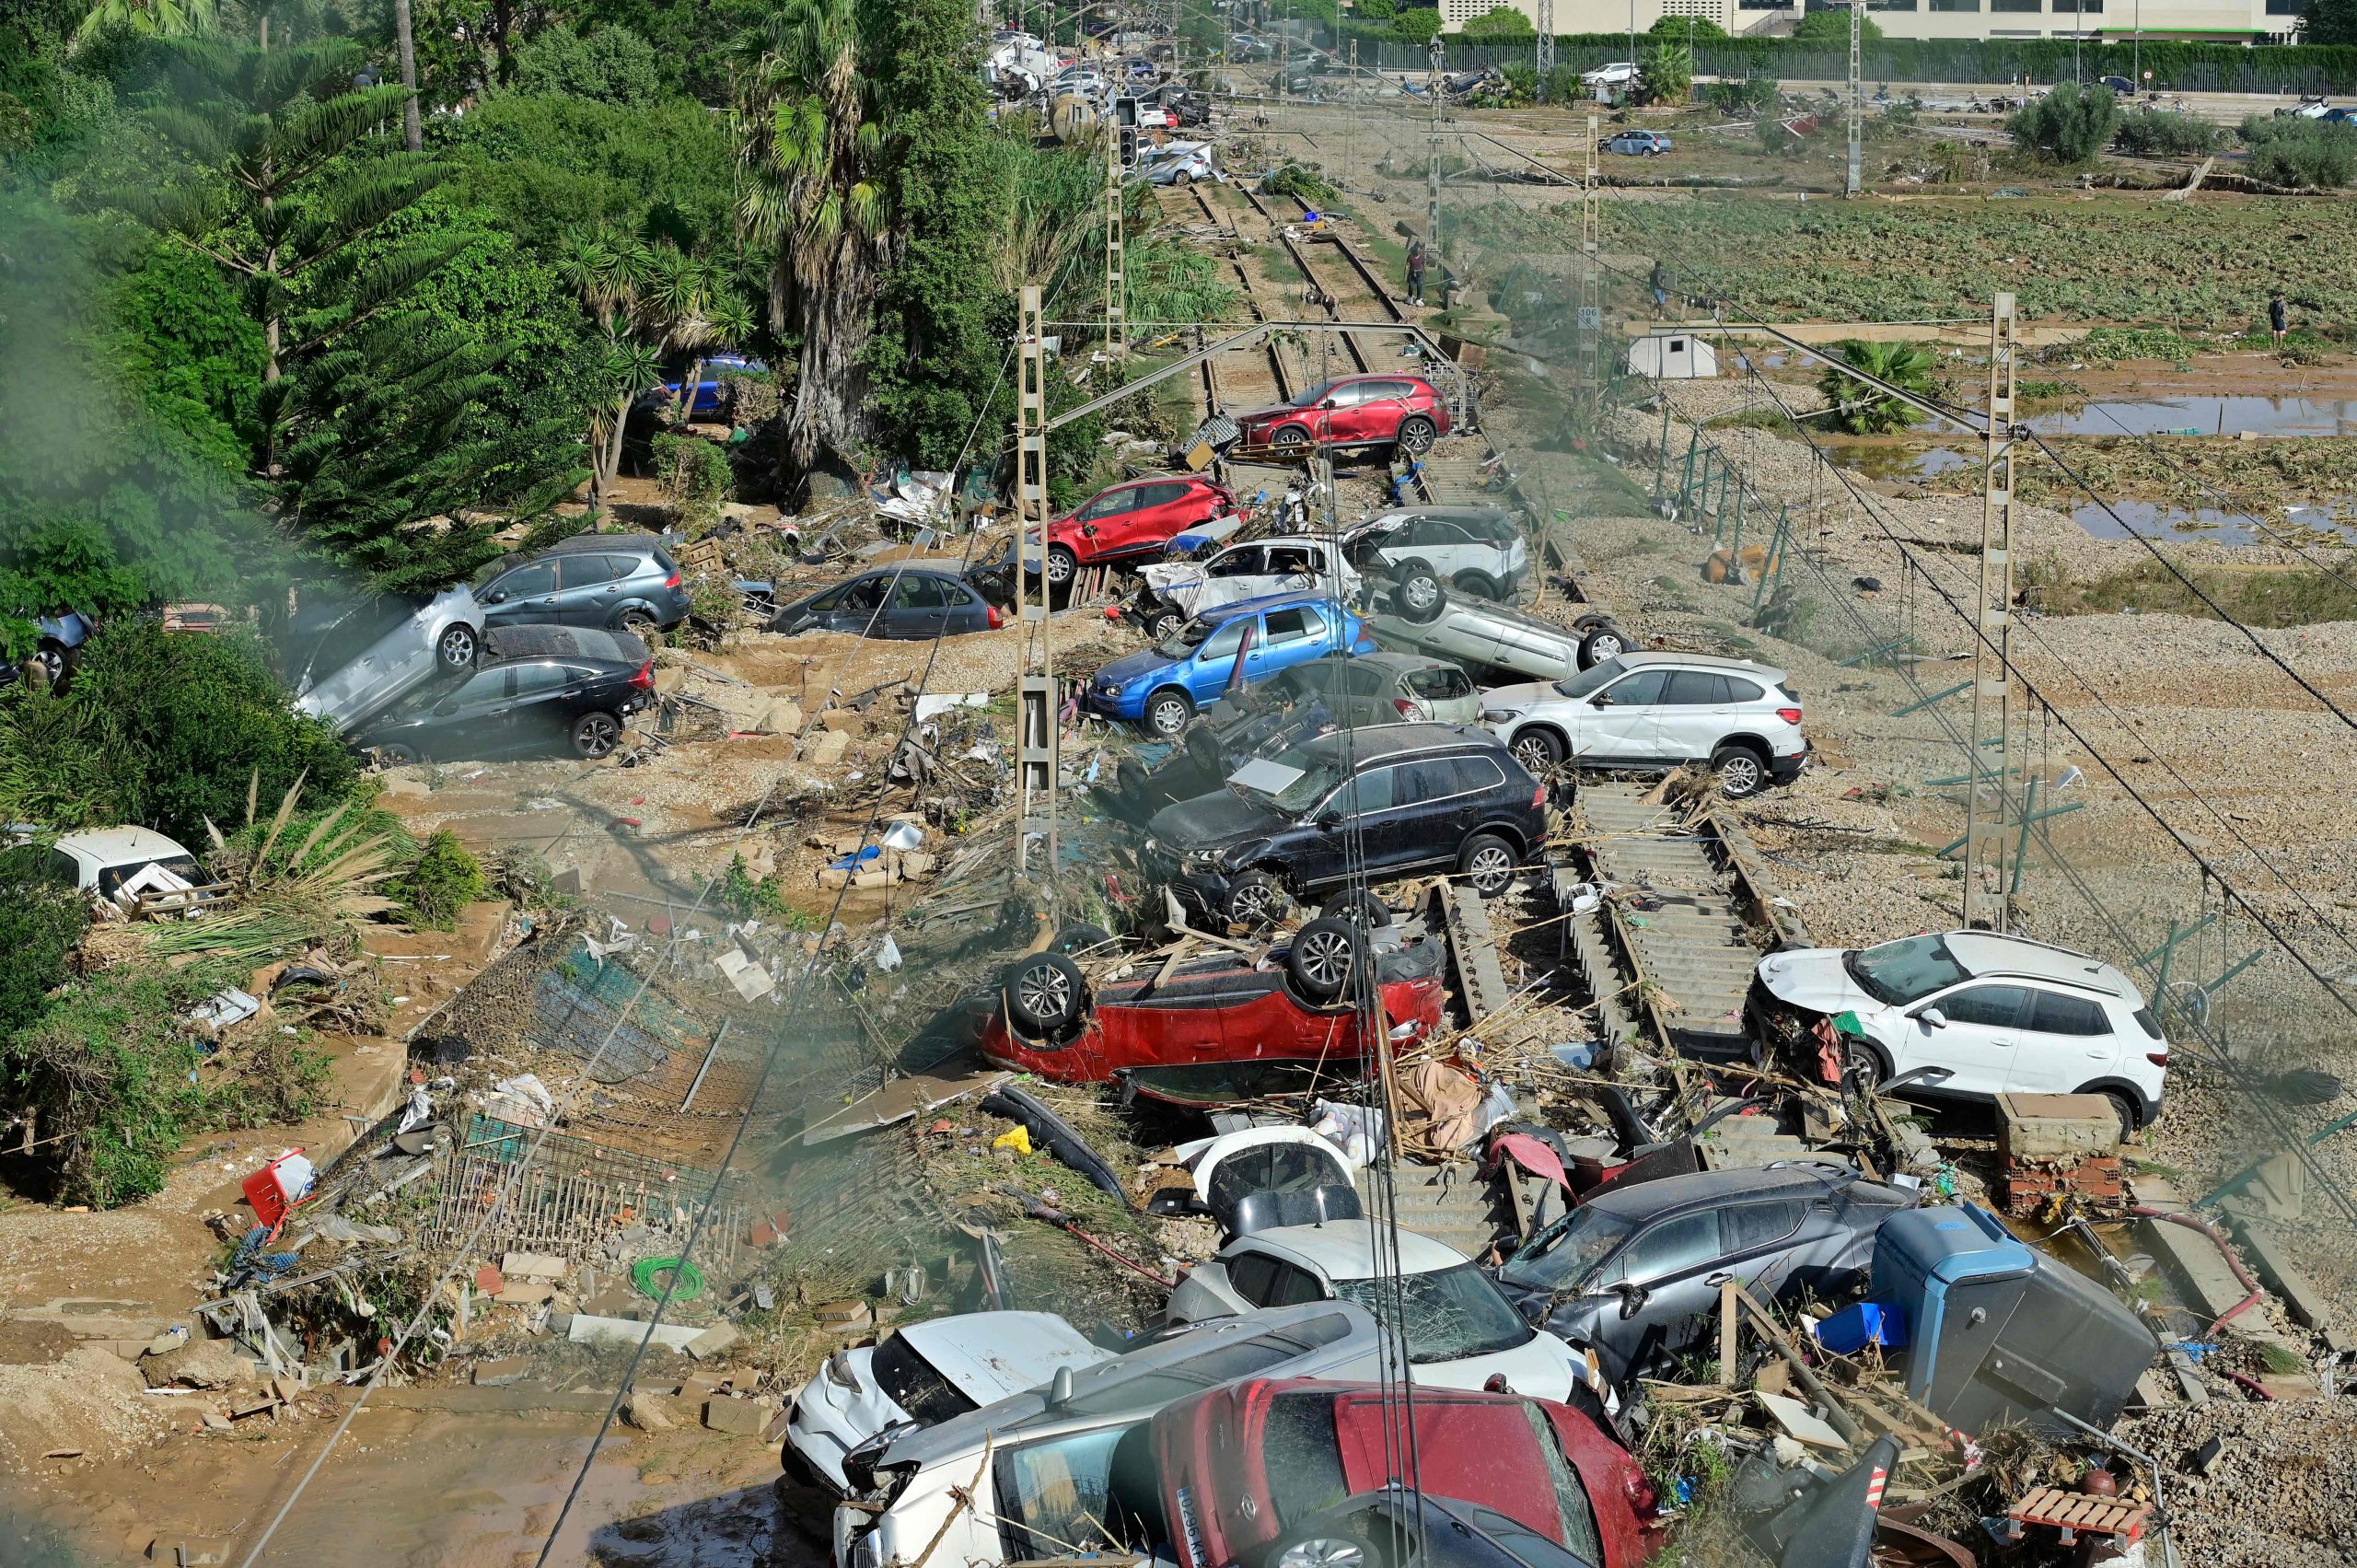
2005, 1487, 2148, 1545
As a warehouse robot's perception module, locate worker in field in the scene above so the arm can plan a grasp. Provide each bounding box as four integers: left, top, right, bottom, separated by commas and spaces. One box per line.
1406, 238, 1428, 308
2270, 291, 2290, 349
1651, 259, 1673, 318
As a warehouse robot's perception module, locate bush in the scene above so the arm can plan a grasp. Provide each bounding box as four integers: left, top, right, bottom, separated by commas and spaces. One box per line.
386, 830, 486, 930
2009, 81, 2120, 163
510, 25, 664, 107
1706, 75, 1780, 116
1262, 159, 1342, 207
1390, 6, 1443, 42
2113, 108, 2223, 157
1640, 41, 1693, 105
2237, 114, 2357, 188
0, 847, 87, 1040
1462, 6, 1534, 39
1652, 15, 1728, 39
1792, 9, 1882, 41
650, 433, 735, 528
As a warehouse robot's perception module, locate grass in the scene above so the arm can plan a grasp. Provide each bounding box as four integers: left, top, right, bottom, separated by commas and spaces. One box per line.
1705, 405, 1797, 435
2025, 556, 2357, 625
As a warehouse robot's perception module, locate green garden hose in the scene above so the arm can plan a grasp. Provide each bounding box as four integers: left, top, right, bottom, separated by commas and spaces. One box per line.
631, 1256, 704, 1302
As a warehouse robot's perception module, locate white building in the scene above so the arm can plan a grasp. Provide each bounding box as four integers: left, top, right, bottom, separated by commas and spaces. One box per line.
1434, 0, 2300, 42
1628, 331, 1719, 379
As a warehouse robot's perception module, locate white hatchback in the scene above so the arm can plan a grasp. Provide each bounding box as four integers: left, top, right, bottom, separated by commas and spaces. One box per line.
1480, 650, 1806, 798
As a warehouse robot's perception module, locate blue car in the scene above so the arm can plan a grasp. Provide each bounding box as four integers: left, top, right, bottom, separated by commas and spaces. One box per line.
1086, 591, 1376, 738
652, 354, 769, 420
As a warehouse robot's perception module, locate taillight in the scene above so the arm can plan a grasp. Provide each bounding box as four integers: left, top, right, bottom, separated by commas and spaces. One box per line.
1531, 784, 1546, 807
1776, 706, 1803, 725
1624, 1471, 1659, 1519
2147, 1051, 2169, 1067
986, 603, 1004, 630
629, 662, 654, 690
1393, 698, 1416, 718
662, 569, 681, 588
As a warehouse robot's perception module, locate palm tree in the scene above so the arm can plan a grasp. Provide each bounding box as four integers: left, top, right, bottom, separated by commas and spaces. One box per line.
674, 292, 759, 423
733, 0, 893, 479
596, 336, 668, 508
1817, 340, 1939, 436
74, 0, 215, 49
392, 0, 422, 152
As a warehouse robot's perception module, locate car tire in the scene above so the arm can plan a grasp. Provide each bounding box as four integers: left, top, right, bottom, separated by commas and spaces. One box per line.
573, 711, 623, 759
437, 623, 479, 670
1272, 426, 1309, 450
1184, 726, 1224, 772
1004, 951, 1090, 1040
1045, 544, 1078, 587
1576, 622, 1631, 669
1710, 745, 1768, 799
1393, 565, 1446, 622
33, 638, 71, 686
1397, 414, 1438, 454
1272, 1527, 1381, 1568
2101, 1090, 2139, 1143
374, 742, 421, 766
1173, 169, 1193, 187
1226, 868, 1288, 929
1458, 832, 1518, 898
1508, 727, 1565, 774
1452, 572, 1502, 601
1320, 889, 1391, 931
620, 609, 657, 636
1287, 916, 1366, 1005
1144, 688, 1194, 738
1841, 1039, 1887, 1097
1145, 608, 1186, 643
1051, 922, 1113, 957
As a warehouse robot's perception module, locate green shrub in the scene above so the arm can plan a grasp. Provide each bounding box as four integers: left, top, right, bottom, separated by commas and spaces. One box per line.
388, 830, 486, 930
650, 433, 735, 529
1262, 159, 1341, 208
2113, 108, 2223, 157
2237, 114, 2357, 188
1462, 5, 1534, 39
2009, 81, 2120, 163
0, 847, 87, 1040
1706, 75, 1780, 115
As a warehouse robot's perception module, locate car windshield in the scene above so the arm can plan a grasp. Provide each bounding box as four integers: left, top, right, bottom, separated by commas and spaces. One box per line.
1495, 1206, 1637, 1294
1155, 619, 1217, 658
1847, 934, 1969, 1005
1264, 1392, 1352, 1527
869, 1336, 981, 1425
1292, 379, 1338, 410
1236, 749, 1341, 815
95, 854, 205, 900
1332, 1265, 1533, 1362
1552, 656, 1627, 699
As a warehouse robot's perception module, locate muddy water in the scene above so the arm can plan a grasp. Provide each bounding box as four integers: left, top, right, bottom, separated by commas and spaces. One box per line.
2031, 394, 2357, 438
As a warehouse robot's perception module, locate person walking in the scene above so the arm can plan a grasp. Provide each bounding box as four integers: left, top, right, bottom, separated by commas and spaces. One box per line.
2270, 290, 2290, 349
1651, 259, 1673, 319
1405, 238, 1427, 308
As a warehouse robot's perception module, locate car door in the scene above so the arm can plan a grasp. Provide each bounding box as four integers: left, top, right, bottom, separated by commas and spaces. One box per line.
825, 575, 889, 633
482, 560, 560, 627
1326, 759, 1420, 876
1351, 380, 1410, 445
1716, 1198, 1813, 1302
1071, 486, 1144, 560
888, 575, 954, 640
1392, 755, 1472, 873
1305, 381, 1359, 445
1900, 982, 2031, 1097
1589, 1210, 1724, 1376
556, 553, 630, 626
505, 660, 586, 750
1118, 481, 1193, 553
1563, 666, 1667, 765
1656, 669, 1736, 762
2010, 988, 2120, 1095
1261, 542, 1324, 598
1254, 606, 1331, 680
1185, 616, 1252, 703
423, 665, 517, 756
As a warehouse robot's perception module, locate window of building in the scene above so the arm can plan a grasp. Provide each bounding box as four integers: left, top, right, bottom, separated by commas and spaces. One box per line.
2050, 0, 2102, 10
2267, 0, 2307, 13
1991, 0, 2040, 12
1928, 0, 1980, 10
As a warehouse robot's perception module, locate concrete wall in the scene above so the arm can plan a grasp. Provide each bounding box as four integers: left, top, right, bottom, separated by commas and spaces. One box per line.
1437, 0, 1743, 36
1432, 0, 2288, 41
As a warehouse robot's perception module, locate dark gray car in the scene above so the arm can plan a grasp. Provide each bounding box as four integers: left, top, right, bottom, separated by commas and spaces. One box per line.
1491, 1162, 1915, 1386
772, 568, 999, 639
476, 534, 690, 633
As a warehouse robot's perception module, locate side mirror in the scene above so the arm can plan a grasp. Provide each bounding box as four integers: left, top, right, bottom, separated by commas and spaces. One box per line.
486, 590, 508, 604
1614, 1281, 1649, 1320
1589, 694, 1613, 708
1315, 810, 1342, 830
1917, 1006, 1949, 1030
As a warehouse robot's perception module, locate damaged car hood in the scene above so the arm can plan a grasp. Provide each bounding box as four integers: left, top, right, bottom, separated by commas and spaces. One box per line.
1755, 947, 1880, 1017
1146, 787, 1291, 854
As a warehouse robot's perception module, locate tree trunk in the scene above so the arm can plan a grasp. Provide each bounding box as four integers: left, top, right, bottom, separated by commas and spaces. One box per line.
783, 232, 880, 479
672, 357, 704, 424
393, 0, 423, 153
603, 392, 633, 498
492, 0, 515, 84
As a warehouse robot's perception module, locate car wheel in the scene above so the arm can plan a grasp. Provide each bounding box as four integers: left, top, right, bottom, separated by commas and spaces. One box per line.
1320, 889, 1391, 931
437, 623, 479, 670
1453, 572, 1502, 601
2102, 1090, 2139, 1143
1146, 609, 1185, 643
1274, 1529, 1378, 1568
1576, 622, 1630, 669
1144, 688, 1194, 738
374, 742, 421, 766
1393, 565, 1445, 622
1045, 544, 1078, 587
33, 639, 70, 686
1173, 168, 1193, 186
1711, 745, 1767, 799
1287, 916, 1365, 1005
621, 609, 657, 636
1051, 922, 1113, 957
1004, 951, 1090, 1040
1841, 1039, 1886, 1097
1226, 869, 1288, 930
1509, 727, 1565, 774
1272, 425, 1309, 450
1184, 726, 1225, 772
1397, 414, 1438, 454
573, 711, 623, 759
1458, 832, 1517, 898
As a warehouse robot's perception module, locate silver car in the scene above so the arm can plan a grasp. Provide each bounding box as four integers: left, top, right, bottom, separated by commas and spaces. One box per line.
292, 585, 485, 734
1372, 598, 1632, 683
475, 534, 691, 634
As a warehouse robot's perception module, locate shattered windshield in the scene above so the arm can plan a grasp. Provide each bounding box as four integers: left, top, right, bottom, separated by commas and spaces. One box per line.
1238, 746, 1341, 815
1332, 1264, 1532, 1362
1496, 1208, 1636, 1294
1155, 620, 1213, 658
1848, 934, 1968, 1005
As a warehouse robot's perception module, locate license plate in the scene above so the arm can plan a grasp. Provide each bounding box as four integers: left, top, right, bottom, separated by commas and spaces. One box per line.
1175, 1485, 1207, 1568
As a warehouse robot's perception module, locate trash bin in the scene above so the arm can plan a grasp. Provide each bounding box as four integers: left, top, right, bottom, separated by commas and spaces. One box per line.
1871, 1202, 2155, 1436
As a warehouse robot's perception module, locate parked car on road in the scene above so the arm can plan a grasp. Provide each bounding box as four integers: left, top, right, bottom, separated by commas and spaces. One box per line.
1169, 1221, 1596, 1404
1142, 723, 1548, 923
1748, 930, 2168, 1135
1136, 537, 1363, 638
1344, 505, 1530, 612
291, 585, 486, 734
1372, 597, 1631, 683
1235, 374, 1450, 456
1153, 1379, 1661, 1568
833, 1303, 1385, 1568
1085, 592, 1377, 738
1493, 1163, 1915, 1386
1479, 651, 1807, 799
476, 534, 690, 635
1604, 130, 1673, 156
981, 917, 1446, 1097
354, 625, 654, 761
2099, 75, 2135, 95
784, 1311, 1110, 1496
1031, 474, 1237, 587
772, 567, 1001, 639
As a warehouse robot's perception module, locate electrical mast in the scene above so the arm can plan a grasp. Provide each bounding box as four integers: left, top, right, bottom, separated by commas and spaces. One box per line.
1964, 294, 2019, 932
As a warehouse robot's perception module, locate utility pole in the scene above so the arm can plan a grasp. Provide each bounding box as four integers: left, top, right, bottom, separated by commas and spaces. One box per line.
1347, 37, 1358, 185
1013, 287, 1060, 883
1426, 33, 1444, 269
1105, 114, 1126, 362
1963, 293, 2018, 933
1846, 0, 1863, 198
1578, 112, 1600, 415
1537, 0, 1554, 100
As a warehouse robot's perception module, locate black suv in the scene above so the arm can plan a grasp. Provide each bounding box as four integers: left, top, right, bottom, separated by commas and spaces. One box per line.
1142, 724, 1548, 926
354, 625, 655, 762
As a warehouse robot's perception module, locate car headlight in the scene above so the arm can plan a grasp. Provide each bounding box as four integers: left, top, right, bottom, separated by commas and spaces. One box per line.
1100, 679, 1128, 696
1482, 707, 1526, 724
1181, 849, 1225, 871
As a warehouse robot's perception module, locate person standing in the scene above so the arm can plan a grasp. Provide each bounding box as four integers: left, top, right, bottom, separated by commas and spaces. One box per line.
1651, 259, 1673, 319
1405, 238, 1427, 308
2270, 291, 2289, 349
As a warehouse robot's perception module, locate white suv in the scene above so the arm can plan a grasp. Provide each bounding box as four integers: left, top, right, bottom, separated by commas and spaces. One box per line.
1480, 651, 1806, 798
1345, 505, 1530, 617
1137, 537, 1361, 639
1749, 931, 2168, 1136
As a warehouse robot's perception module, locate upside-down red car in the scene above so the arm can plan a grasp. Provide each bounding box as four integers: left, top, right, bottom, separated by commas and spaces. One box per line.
979, 919, 1444, 1103
1155, 1377, 1663, 1568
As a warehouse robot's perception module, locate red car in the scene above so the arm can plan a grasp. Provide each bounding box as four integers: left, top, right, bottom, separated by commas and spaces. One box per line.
980, 919, 1444, 1099
1036, 474, 1237, 587
1154, 1378, 1662, 1568
1236, 375, 1450, 456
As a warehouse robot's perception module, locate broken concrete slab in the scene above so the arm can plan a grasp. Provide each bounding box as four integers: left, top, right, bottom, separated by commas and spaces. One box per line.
684, 1323, 740, 1361
1757, 1391, 1848, 1450
1996, 1093, 2121, 1161
2222, 1211, 2333, 1330
2138, 1212, 2251, 1322
702, 1396, 769, 1434
566, 1313, 702, 1353
801, 728, 853, 766
621, 1390, 676, 1432
142, 1339, 259, 1391
817, 709, 865, 735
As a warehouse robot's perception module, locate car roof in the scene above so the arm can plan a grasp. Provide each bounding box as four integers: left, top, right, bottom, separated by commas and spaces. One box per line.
539, 532, 667, 555
1576, 1161, 1862, 1224
1290, 721, 1500, 763
895, 1311, 1109, 1392
54, 826, 196, 865
1233, 1219, 1469, 1281
1943, 931, 2133, 997
482, 625, 648, 665
1353, 650, 1452, 677
1609, 650, 1785, 681
1201, 589, 1360, 622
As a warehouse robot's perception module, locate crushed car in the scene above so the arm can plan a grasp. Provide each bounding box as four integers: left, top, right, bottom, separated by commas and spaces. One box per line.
1085, 592, 1377, 738
1133, 537, 1363, 641
354, 625, 654, 763
1372, 594, 1633, 683
290, 585, 487, 734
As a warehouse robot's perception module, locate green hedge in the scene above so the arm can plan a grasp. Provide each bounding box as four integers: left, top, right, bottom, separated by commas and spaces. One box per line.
1335, 22, 2357, 94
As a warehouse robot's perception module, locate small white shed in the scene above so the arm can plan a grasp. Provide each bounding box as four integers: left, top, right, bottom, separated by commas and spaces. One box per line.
1627, 332, 1718, 380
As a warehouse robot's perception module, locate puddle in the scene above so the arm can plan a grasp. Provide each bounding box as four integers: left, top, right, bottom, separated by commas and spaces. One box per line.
2070, 497, 2357, 546
1834, 444, 1971, 483
2030, 394, 2357, 439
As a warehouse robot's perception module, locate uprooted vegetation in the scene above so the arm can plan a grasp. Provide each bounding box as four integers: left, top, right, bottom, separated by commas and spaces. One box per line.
2020, 554, 2357, 625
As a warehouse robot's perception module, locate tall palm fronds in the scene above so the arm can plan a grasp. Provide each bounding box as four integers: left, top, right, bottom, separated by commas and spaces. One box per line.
0, 688, 125, 831
139, 777, 408, 963
73, 0, 215, 49
1817, 340, 1939, 436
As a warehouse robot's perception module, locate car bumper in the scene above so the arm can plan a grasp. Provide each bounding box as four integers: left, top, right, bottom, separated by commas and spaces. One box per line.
1770, 742, 1809, 784
1144, 844, 1229, 918
1082, 683, 1149, 722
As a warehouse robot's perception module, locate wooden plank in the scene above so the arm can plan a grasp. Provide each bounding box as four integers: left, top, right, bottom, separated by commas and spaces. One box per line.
1442, 884, 1512, 1022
